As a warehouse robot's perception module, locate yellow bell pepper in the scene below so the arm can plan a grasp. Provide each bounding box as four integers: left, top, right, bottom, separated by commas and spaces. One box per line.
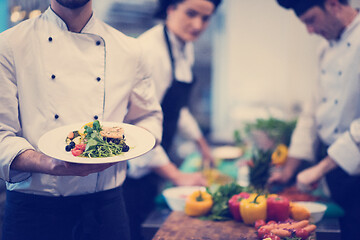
185, 190, 213, 217
271, 144, 288, 165
240, 194, 267, 225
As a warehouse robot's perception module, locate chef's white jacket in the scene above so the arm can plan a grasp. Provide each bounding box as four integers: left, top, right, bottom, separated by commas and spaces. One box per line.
289, 13, 360, 176
127, 24, 203, 178
0, 7, 163, 196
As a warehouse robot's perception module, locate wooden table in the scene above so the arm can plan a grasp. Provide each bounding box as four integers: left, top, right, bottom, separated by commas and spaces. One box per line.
146, 210, 341, 240
152, 211, 259, 240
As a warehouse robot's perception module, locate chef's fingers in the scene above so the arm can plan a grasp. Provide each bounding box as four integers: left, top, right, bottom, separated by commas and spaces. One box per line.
56, 160, 116, 176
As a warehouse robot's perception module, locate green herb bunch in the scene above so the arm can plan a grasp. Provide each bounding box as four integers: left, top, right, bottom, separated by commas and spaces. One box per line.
249, 148, 272, 191
244, 117, 297, 147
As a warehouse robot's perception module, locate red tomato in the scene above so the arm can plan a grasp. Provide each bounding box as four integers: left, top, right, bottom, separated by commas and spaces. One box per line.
257, 227, 270, 239
295, 228, 310, 240
71, 149, 83, 156
267, 220, 277, 225
75, 144, 86, 151
254, 219, 266, 229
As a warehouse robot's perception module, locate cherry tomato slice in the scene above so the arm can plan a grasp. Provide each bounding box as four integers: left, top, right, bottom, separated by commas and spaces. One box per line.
71, 149, 83, 156
74, 144, 86, 151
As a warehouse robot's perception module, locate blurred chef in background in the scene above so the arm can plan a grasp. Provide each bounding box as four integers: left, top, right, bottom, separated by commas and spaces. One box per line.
123, 0, 222, 239
144, 0, 222, 166
268, 0, 360, 239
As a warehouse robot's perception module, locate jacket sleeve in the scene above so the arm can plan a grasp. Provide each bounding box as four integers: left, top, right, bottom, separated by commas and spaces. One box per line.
177, 107, 203, 141
127, 145, 170, 179
123, 41, 163, 145
328, 119, 360, 175
0, 35, 33, 182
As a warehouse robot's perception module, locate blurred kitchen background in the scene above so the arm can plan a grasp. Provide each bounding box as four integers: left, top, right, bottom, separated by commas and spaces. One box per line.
2, 0, 360, 143
0, 0, 360, 235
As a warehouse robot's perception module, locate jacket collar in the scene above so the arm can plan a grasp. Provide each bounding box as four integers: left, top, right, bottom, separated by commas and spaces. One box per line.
42, 6, 97, 33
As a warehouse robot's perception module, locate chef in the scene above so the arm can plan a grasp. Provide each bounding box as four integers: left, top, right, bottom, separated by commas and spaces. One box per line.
123, 0, 222, 239
268, 0, 360, 239
0, 0, 163, 239
143, 0, 222, 162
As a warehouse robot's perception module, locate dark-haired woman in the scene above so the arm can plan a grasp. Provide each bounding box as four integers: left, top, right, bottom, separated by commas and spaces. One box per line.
123, 1, 222, 239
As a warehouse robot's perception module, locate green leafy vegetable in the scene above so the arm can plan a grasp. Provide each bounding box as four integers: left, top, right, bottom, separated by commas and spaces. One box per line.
244, 117, 297, 147
81, 121, 127, 158
203, 182, 247, 221
249, 148, 272, 191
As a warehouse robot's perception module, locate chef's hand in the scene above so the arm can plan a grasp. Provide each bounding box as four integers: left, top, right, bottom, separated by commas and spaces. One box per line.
154, 163, 207, 186
268, 156, 302, 184
11, 150, 116, 177
51, 159, 116, 176
296, 156, 338, 192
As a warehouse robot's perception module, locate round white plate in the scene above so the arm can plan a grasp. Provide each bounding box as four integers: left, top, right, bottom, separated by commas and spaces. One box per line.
212, 146, 243, 160
38, 122, 155, 164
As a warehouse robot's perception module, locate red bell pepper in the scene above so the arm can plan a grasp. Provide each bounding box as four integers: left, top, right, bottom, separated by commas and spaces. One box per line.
228, 192, 250, 221
266, 195, 290, 222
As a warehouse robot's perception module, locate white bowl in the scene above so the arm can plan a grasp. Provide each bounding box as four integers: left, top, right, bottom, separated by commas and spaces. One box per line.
162, 186, 205, 211
295, 201, 327, 223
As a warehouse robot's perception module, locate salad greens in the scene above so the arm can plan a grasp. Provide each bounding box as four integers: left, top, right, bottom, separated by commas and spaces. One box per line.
81, 120, 127, 158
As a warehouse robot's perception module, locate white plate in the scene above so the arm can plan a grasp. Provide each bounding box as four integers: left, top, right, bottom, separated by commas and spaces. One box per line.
38, 122, 155, 164
212, 146, 243, 160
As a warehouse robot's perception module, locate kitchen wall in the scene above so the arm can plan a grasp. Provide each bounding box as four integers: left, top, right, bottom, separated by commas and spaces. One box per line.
211, 0, 323, 142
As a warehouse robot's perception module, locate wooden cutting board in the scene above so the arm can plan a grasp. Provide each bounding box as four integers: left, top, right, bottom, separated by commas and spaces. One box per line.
152, 211, 258, 240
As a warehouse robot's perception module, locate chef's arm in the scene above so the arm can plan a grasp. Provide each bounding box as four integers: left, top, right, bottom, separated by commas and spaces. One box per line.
11, 149, 115, 177
297, 118, 360, 188
11, 150, 53, 174
177, 108, 214, 164
326, 118, 360, 175
268, 156, 302, 184
296, 156, 337, 189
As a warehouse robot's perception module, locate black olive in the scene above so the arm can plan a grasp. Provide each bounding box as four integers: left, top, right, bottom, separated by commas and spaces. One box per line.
69, 141, 75, 148
65, 145, 72, 152
113, 139, 120, 144
122, 144, 129, 152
